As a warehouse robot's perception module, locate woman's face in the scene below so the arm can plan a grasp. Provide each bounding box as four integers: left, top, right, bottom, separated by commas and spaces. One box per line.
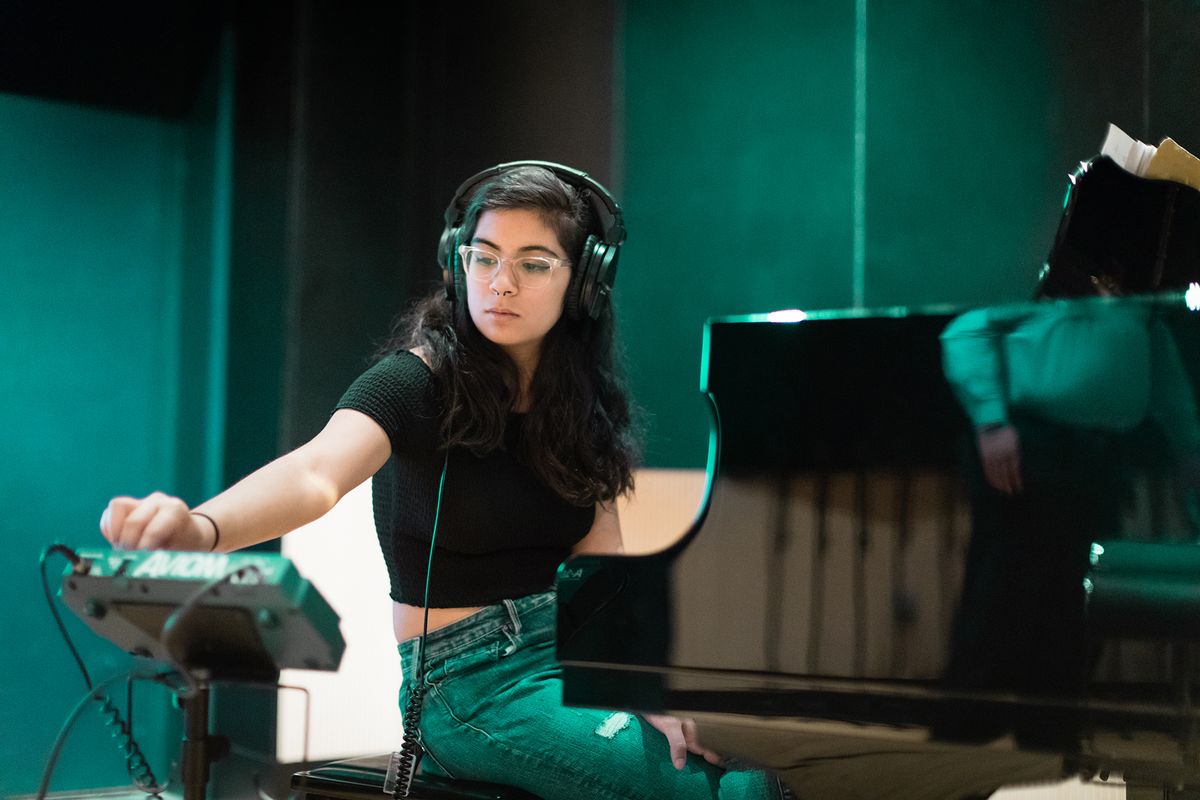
465, 208, 572, 367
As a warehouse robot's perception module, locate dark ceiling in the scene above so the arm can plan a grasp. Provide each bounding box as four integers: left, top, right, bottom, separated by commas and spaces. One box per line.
0, 1, 224, 118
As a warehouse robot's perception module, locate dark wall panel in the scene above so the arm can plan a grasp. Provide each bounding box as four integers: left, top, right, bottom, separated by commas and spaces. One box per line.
0, 1, 221, 117
281, 0, 617, 448
223, 5, 297, 487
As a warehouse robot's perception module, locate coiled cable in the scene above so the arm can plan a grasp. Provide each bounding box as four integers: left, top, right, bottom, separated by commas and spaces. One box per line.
40, 544, 164, 795
96, 688, 160, 792
37, 671, 169, 800
392, 449, 450, 798
393, 682, 428, 797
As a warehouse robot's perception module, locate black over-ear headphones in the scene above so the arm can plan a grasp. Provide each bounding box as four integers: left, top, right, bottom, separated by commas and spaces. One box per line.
435, 160, 626, 321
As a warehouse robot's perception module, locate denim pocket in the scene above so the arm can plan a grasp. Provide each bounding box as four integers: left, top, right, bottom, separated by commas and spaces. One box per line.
429, 637, 501, 685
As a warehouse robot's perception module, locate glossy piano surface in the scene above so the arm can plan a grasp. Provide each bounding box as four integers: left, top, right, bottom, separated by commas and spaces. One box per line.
556, 293, 1200, 797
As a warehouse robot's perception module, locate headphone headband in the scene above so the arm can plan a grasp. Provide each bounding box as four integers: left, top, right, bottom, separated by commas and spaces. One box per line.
441, 160, 626, 249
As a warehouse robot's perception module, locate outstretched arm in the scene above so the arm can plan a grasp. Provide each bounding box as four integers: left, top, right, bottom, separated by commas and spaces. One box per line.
100, 409, 392, 552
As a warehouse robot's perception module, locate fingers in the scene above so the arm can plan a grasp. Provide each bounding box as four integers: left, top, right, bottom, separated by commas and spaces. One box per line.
643, 713, 724, 770
643, 713, 688, 769
101, 493, 191, 550
667, 731, 688, 770
113, 493, 162, 549
140, 506, 185, 550
680, 717, 722, 766
100, 497, 139, 544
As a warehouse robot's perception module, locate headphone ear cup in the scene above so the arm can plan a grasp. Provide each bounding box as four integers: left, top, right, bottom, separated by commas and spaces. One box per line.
582, 241, 618, 320
568, 235, 621, 321
442, 227, 461, 304
565, 235, 599, 321
436, 225, 454, 272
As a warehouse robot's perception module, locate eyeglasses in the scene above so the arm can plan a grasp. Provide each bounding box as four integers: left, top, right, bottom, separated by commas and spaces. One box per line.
457, 245, 570, 289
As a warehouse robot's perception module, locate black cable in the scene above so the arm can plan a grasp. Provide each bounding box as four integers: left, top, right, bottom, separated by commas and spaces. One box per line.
40, 544, 164, 794
416, 451, 452, 691
160, 563, 264, 698
40, 544, 92, 690
36, 671, 170, 800
394, 685, 428, 797
95, 689, 162, 794
394, 448, 451, 798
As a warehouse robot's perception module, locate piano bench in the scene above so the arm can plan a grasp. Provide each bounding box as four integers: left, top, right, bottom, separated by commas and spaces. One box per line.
291, 754, 544, 800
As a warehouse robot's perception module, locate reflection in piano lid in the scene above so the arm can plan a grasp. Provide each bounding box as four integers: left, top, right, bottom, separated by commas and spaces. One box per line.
557, 294, 1200, 799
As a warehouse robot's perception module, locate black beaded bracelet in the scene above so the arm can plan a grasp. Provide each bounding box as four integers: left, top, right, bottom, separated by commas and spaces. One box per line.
190, 511, 221, 552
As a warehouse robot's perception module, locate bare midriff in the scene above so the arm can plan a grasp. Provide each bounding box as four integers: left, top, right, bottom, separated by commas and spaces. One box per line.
393, 601, 485, 642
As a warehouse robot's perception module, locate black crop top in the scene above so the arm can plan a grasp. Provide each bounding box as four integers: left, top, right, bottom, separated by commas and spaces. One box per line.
335, 351, 595, 607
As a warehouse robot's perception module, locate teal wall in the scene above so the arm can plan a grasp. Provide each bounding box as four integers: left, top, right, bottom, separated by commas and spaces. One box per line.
0, 74, 227, 793
618, 1, 1116, 467
863, 0, 1056, 306
620, 2, 857, 467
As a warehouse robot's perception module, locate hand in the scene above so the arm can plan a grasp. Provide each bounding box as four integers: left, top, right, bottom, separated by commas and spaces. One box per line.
977, 424, 1022, 495
642, 713, 722, 770
99, 493, 216, 551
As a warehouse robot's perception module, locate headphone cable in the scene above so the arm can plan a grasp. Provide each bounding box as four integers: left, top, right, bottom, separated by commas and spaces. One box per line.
392, 448, 450, 798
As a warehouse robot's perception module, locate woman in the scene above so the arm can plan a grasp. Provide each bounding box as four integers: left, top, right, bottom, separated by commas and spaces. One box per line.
100, 163, 782, 800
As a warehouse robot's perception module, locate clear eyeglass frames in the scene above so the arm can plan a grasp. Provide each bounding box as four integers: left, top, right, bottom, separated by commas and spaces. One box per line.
457, 245, 569, 289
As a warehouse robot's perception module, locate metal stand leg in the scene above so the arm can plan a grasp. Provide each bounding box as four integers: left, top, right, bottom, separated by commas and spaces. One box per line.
179, 680, 229, 800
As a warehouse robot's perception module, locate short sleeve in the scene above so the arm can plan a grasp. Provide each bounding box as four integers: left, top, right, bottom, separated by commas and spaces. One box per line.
335, 351, 441, 452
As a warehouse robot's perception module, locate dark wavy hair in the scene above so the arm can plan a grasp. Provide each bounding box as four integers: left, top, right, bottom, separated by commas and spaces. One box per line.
379, 166, 639, 506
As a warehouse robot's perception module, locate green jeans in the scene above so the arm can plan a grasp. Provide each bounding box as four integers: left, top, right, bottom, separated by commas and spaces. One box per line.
399, 591, 784, 800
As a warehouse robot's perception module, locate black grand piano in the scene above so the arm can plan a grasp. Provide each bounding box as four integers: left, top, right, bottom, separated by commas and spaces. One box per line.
556, 160, 1200, 799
